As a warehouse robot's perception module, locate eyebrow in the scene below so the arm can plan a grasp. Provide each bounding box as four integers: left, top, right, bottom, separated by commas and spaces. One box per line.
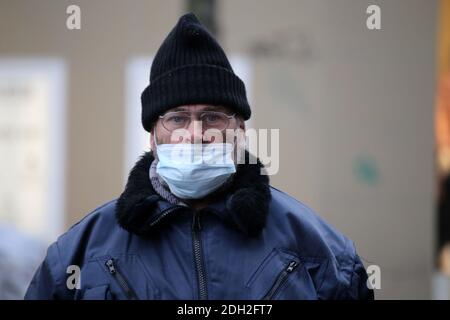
167, 105, 229, 113
203, 106, 227, 112
170, 106, 190, 112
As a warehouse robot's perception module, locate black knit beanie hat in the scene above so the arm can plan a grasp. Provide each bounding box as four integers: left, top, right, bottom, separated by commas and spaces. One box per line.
141, 12, 251, 132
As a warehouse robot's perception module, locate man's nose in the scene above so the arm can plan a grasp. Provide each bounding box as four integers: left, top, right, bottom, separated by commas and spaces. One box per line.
185, 119, 203, 143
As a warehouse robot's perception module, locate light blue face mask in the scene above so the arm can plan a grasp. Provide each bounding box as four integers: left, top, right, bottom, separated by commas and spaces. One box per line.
153, 134, 236, 199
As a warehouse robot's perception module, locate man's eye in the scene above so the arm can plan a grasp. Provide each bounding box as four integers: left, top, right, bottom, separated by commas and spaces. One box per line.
204, 115, 220, 122
168, 116, 187, 123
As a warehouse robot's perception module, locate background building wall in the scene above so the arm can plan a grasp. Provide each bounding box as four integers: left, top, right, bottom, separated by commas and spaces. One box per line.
219, 0, 437, 299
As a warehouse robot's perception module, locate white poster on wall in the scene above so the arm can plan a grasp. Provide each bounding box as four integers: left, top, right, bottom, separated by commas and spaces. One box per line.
0, 58, 67, 244
124, 55, 253, 182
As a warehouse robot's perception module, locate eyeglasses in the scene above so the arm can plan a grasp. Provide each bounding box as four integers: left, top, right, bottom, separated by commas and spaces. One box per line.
159, 111, 236, 132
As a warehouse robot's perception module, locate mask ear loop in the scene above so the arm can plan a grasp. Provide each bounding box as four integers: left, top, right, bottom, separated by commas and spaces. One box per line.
152, 129, 160, 162
153, 129, 159, 149
230, 127, 245, 165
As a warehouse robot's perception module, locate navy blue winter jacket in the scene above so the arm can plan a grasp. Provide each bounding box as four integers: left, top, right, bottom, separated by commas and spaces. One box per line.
25, 152, 373, 300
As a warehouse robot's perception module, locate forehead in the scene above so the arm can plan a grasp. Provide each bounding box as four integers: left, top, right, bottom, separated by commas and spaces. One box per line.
165, 104, 231, 113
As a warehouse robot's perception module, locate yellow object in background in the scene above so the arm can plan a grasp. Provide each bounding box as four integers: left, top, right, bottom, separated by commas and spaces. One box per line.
436, 0, 450, 275
436, 0, 450, 175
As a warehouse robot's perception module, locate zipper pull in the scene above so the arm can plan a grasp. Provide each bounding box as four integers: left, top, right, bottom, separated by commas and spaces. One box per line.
286, 261, 299, 272
192, 211, 202, 231
105, 259, 116, 274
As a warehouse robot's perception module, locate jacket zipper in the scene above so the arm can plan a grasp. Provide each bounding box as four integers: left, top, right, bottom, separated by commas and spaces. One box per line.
192, 211, 208, 300
105, 258, 139, 300
149, 205, 185, 227
262, 260, 299, 300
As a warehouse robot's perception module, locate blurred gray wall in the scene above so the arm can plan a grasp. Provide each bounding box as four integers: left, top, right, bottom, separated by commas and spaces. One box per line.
0, 0, 438, 299
220, 0, 437, 299
0, 0, 183, 235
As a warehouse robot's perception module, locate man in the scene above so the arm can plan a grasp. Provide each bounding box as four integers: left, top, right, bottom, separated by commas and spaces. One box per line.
25, 13, 373, 300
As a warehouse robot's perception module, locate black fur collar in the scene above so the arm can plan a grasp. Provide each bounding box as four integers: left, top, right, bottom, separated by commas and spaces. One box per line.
115, 151, 271, 236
